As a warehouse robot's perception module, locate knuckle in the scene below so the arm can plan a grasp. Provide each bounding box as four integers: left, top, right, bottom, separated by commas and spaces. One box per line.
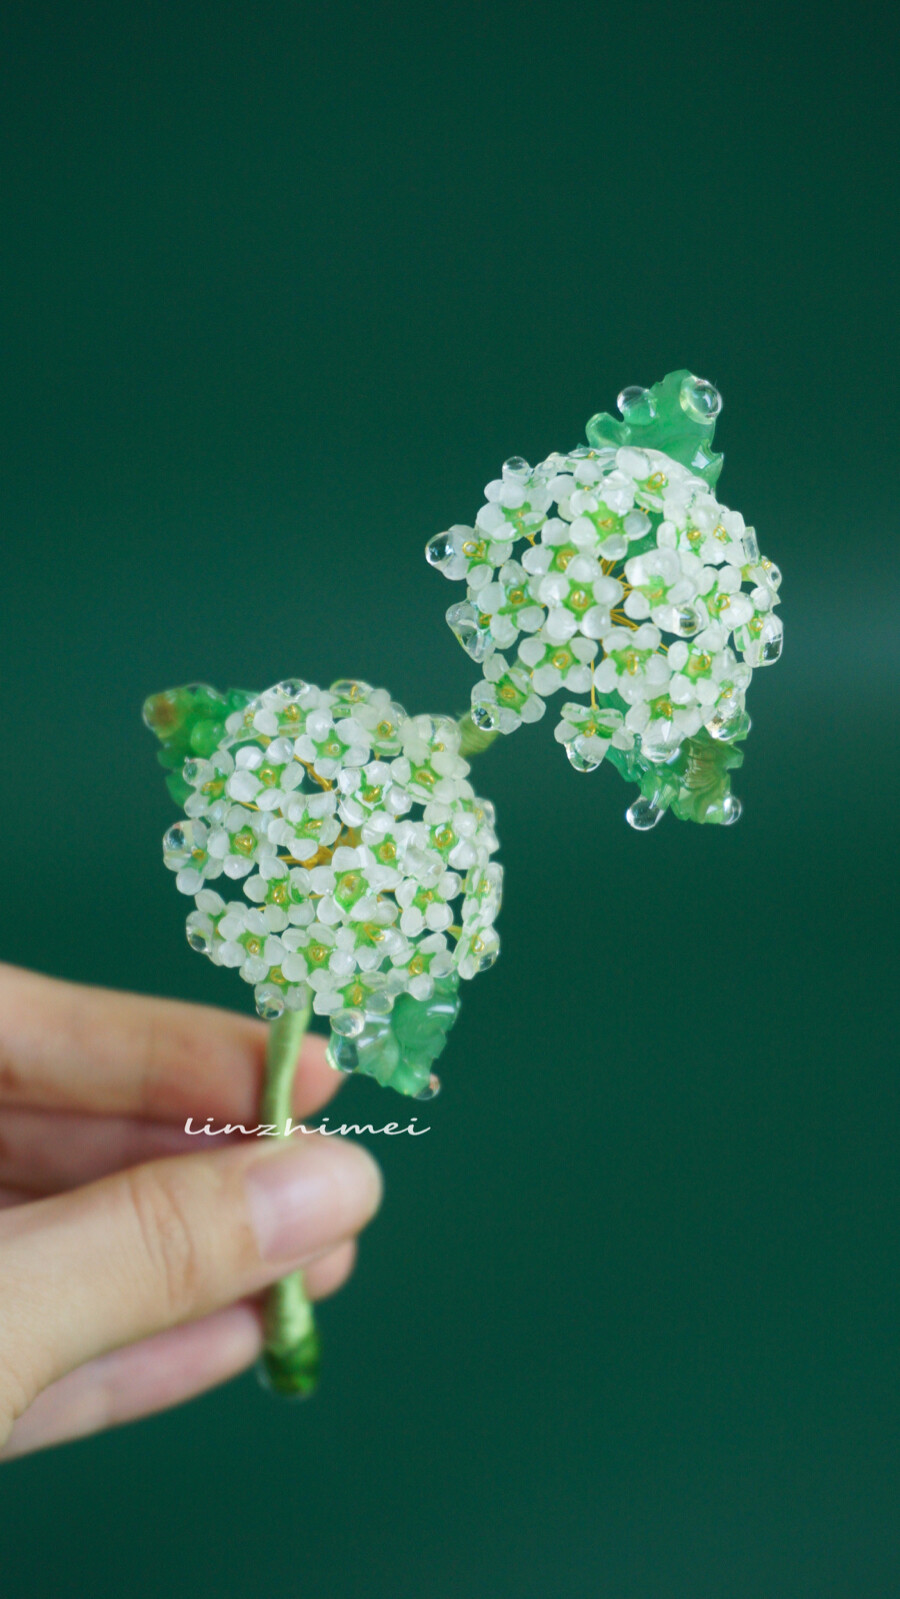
122, 1165, 203, 1320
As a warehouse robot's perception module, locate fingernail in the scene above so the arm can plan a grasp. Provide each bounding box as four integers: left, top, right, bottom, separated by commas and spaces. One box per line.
245, 1140, 382, 1264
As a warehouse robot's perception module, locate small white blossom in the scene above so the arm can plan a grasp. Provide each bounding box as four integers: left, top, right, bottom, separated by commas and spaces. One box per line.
553, 701, 631, 772
470, 653, 546, 734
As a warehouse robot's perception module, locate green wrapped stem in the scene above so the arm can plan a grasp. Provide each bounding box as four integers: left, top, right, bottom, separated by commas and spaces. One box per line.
257, 1007, 321, 1399
458, 711, 500, 758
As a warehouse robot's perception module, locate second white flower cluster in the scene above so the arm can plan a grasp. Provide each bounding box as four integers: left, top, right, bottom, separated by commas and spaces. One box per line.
427, 443, 782, 773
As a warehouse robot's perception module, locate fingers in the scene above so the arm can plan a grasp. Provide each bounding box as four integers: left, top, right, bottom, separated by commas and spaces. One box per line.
0, 1108, 198, 1195
0, 963, 342, 1122
0, 1108, 358, 1201
0, 1242, 357, 1461
0, 1107, 328, 1197
0, 1135, 381, 1447
1, 1304, 262, 1461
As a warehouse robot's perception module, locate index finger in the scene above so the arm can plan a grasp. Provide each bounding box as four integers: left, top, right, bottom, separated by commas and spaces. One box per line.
0, 964, 341, 1124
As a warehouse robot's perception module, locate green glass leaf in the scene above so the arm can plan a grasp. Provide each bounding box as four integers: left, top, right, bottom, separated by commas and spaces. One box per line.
606, 724, 747, 827
328, 975, 461, 1098
143, 683, 257, 798
586, 369, 724, 486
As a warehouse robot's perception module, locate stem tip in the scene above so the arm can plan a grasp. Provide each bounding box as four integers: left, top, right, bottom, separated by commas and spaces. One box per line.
257, 1327, 321, 1400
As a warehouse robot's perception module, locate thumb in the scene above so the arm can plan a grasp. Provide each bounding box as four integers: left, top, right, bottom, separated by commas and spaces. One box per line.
0, 1134, 381, 1442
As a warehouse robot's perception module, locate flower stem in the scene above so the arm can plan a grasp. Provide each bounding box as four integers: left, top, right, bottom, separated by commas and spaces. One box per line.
257, 1006, 321, 1399
458, 712, 500, 758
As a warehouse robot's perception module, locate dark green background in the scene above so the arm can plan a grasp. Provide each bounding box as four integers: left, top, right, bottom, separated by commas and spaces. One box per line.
1, 3, 897, 1594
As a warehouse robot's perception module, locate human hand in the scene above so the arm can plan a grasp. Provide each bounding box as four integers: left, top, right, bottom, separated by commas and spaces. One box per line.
0, 964, 382, 1459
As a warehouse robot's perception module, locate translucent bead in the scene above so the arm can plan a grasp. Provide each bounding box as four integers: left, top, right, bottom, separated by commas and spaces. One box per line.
163, 823, 191, 863
185, 913, 213, 954
626, 794, 664, 830
706, 698, 750, 742
365, 990, 394, 1016
415, 1072, 442, 1101
465, 927, 500, 972
470, 701, 499, 731
502, 456, 531, 480
671, 605, 702, 638
329, 680, 368, 703
254, 984, 285, 1021
276, 679, 309, 700
563, 736, 606, 773
741, 527, 760, 564
446, 601, 493, 663
617, 385, 656, 423
331, 1007, 365, 1038
328, 1036, 359, 1074
425, 531, 456, 569
721, 793, 742, 826
679, 375, 723, 423
640, 741, 675, 767
743, 614, 783, 665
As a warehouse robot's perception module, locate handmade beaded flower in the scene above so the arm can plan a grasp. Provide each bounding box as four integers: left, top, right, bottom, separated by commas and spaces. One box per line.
427, 370, 783, 828
144, 678, 501, 1098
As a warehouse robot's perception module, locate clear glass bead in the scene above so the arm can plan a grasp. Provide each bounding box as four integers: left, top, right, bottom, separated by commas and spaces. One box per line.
617, 385, 656, 423
759, 621, 783, 663
426, 531, 456, 569
329, 680, 368, 702
415, 1072, 442, 1101
563, 736, 605, 773
365, 990, 394, 1016
741, 527, 760, 564
672, 605, 702, 638
679, 375, 723, 422
706, 697, 750, 742
469, 928, 500, 971
470, 701, 499, 731
163, 824, 191, 862
626, 794, 664, 830
446, 601, 493, 663
185, 914, 213, 954
254, 983, 285, 1021
328, 1036, 359, 1074
331, 1007, 365, 1038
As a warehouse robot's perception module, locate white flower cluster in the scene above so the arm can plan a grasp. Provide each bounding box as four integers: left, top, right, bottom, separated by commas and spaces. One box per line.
162, 679, 502, 1025
428, 444, 782, 772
